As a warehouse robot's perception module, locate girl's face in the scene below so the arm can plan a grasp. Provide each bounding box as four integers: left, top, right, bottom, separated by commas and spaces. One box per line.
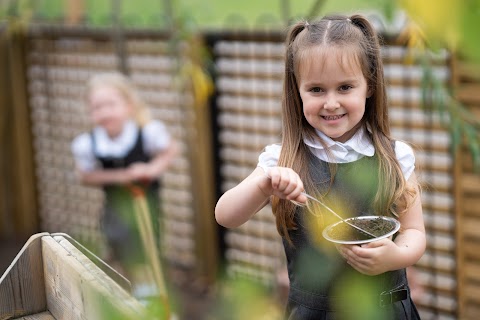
88, 85, 133, 138
298, 49, 369, 143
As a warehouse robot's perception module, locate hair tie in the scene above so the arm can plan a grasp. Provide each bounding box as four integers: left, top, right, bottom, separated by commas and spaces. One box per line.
346, 18, 352, 22
304, 21, 310, 28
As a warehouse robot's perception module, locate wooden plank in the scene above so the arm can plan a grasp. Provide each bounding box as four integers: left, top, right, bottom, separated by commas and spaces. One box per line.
0, 233, 48, 319
41, 236, 146, 320
13, 311, 56, 320
463, 242, 480, 259
464, 284, 480, 302
9, 32, 39, 238
462, 173, 480, 194
461, 218, 480, 240
414, 291, 457, 313
464, 305, 480, 320
464, 197, 480, 216
464, 262, 480, 282
457, 83, 480, 104
460, 146, 478, 172
456, 61, 480, 82
225, 233, 283, 257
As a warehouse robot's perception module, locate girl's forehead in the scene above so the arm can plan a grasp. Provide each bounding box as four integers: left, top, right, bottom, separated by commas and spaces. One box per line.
89, 84, 123, 98
90, 84, 117, 93
297, 45, 363, 78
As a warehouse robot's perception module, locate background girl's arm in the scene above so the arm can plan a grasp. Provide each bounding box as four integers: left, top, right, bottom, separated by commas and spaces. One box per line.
215, 166, 306, 228
75, 140, 178, 187
341, 172, 425, 275
76, 167, 134, 186
127, 139, 178, 182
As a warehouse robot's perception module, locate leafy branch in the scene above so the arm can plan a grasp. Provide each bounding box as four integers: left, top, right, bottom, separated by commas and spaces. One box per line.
420, 54, 480, 171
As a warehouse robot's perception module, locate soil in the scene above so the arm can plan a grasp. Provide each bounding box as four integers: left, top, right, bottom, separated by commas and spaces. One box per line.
327, 217, 395, 241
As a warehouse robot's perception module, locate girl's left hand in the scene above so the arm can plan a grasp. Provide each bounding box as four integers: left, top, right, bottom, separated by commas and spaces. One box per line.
338, 238, 398, 275
128, 162, 154, 182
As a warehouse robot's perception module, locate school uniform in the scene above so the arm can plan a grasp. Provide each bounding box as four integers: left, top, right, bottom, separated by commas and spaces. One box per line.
71, 120, 171, 269
258, 126, 421, 320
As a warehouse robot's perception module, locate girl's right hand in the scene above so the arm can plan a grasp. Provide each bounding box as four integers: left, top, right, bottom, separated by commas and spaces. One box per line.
262, 167, 307, 204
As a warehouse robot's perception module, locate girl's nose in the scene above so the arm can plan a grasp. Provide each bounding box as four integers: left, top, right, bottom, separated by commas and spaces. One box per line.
323, 94, 339, 109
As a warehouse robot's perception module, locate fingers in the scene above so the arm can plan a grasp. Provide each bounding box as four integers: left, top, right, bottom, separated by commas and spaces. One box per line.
339, 240, 392, 275
268, 167, 304, 201
127, 163, 152, 181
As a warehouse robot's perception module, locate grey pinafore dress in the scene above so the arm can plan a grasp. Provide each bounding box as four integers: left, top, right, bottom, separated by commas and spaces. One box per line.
92, 128, 161, 270
283, 152, 421, 320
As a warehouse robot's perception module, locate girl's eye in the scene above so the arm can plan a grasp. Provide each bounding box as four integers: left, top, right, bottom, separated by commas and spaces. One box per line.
310, 87, 322, 93
339, 85, 352, 91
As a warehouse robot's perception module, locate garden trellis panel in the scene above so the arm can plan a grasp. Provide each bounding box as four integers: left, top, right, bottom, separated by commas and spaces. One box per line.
453, 58, 480, 319
24, 27, 213, 280
213, 35, 286, 285
212, 32, 456, 319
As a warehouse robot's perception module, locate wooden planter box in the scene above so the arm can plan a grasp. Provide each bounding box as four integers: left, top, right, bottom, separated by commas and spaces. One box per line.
0, 233, 146, 320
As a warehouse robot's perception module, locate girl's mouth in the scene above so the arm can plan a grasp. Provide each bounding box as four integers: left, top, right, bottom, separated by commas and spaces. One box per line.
322, 114, 345, 121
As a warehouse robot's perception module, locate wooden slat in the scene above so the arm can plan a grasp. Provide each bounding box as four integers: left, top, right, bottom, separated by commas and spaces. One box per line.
15, 311, 56, 320
414, 291, 457, 314
462, 242, 480, 260
225, 248, 280, 271
464, 284, 480, 303
213, 41, 285, 59
461, 217, 480, 240
464, 262, 480, 282
42, 236, 146, 320
416, 307, 456, 320
464, 305, 480, 320
216, 58, 284, 78
217, 95, 282, 116
225, 233, 283, 257
462, 173, 480, 193
456, 61, 480, 82
464, 197, 480, 216
457, 83, 480, 104
234, 220, 280, 240
0, 233, 48, 319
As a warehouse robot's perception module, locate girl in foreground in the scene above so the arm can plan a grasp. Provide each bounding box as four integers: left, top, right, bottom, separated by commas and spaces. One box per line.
215, 14, 425, 319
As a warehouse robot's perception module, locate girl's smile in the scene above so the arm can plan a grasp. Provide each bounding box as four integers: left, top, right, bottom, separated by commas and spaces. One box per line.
322, 114, 346, 121
298, 49, 369, 143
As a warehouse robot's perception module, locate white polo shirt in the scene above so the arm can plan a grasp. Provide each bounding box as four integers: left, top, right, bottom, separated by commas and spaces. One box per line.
71, 120, 171, 171
258, 126, 415, 180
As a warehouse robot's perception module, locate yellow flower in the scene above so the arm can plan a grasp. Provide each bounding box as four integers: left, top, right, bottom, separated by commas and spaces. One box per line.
400, 0, 462, 51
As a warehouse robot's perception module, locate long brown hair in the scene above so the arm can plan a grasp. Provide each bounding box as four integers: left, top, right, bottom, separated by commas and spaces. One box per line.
272, 14, 416, 242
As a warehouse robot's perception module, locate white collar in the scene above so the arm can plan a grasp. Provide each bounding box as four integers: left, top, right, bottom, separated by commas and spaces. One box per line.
93, 120, 138, 157
304, 126, 375, 161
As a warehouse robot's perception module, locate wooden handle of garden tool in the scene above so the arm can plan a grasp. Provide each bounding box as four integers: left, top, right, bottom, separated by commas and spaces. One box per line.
130, 185, 170, 318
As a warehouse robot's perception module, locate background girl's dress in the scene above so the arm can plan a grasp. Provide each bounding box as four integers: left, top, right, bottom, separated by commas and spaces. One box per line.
71, 120, 171, 271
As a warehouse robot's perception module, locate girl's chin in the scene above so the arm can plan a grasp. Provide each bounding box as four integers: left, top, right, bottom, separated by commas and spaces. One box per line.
104, 126, 122, 137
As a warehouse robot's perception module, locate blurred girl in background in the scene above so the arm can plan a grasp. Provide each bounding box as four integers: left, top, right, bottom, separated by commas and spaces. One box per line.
71, 72, 177, 299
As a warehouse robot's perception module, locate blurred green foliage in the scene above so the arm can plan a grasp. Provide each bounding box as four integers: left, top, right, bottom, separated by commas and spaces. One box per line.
2, 0, 393, 28
400, 0, 480, 63
400, 0, 480, 169
207, 276, 282, 320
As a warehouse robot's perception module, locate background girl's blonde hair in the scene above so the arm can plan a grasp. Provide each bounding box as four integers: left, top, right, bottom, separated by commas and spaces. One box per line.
272, 14, 418, 243
86, 72, 150, 126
